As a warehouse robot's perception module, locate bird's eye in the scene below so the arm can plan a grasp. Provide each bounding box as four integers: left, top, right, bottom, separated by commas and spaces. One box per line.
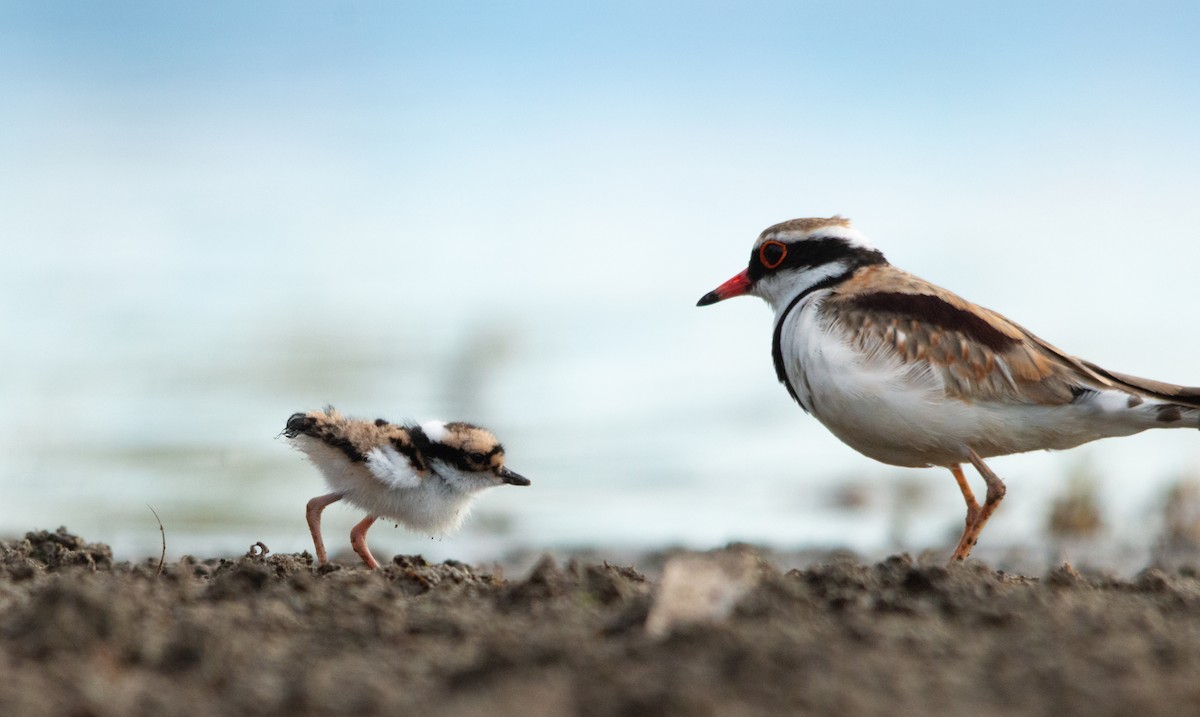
469, 452, 487, 465
759, 241, 787, 269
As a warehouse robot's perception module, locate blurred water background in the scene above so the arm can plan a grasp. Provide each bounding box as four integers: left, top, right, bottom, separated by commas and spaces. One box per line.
3, 2, 1200, 569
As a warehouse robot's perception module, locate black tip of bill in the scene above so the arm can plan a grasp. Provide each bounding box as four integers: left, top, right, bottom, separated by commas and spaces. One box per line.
499, 467, 531, 486
696, 291, 720, 307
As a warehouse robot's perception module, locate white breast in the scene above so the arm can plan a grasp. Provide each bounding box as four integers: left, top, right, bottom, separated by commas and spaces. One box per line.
779, 297, 959, 466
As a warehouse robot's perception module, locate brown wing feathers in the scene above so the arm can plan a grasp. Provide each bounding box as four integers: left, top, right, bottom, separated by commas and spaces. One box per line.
834, 293, 1082, 404
826, 266, 1145, 406
844, 292, 1019, 352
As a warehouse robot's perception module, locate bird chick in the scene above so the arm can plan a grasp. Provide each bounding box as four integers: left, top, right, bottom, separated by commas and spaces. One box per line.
283, 407, 529, 569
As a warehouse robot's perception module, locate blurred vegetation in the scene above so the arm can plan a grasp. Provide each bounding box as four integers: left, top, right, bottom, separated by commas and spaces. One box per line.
1154, 476, 1200, 563
1046, 461, 1105, 540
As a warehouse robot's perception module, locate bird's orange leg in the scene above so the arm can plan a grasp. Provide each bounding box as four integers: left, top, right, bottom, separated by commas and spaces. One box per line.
350, 515, 381, 569
950, 464, 980, 522
306, 492, 343, 566
949, 464, 980, 561
950, 450, 1007, 561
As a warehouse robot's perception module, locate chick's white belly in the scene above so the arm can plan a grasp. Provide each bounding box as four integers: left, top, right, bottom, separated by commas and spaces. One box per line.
338, 470, 475, 535
297, 440, 474, 534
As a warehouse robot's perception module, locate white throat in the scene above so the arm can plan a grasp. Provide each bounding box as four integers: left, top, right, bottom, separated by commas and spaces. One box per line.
754, 260, 858, 313
430, 461, 499, 495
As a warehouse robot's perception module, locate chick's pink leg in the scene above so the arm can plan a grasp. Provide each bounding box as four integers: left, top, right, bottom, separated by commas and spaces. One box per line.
305, 492, 343, 566
350, 515, 380, 569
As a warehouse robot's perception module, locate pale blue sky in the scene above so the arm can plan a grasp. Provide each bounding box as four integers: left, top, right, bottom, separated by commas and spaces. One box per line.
5, 2, 1199, 350
2, 2, 1199, 558
5, 3, 1199, 288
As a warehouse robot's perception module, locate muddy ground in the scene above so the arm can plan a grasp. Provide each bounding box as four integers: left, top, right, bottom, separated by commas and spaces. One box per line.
3, 529, 1200, 716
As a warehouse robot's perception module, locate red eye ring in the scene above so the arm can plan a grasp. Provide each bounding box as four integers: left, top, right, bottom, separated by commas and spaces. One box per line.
759, 240, 787, 269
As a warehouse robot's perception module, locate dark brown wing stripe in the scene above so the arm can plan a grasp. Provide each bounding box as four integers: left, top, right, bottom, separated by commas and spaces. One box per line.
846, 293, 1018, 352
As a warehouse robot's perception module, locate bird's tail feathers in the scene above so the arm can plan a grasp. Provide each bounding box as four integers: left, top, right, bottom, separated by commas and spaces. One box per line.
1081, 362, 1200, 410
282, 406, 368, 462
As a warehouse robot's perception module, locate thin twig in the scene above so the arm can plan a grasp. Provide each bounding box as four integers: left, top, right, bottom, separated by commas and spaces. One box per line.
147, 505, 166, 577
